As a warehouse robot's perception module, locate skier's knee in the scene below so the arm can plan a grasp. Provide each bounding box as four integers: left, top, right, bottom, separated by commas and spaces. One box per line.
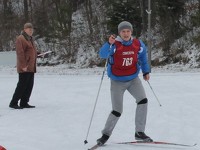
111, 110, 121, 117
137, 98, 148, 105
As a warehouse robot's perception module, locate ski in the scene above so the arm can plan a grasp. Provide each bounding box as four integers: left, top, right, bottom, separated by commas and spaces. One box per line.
87, 141, 197, 149
88, 144, 100, 150
116, 141, 197, 147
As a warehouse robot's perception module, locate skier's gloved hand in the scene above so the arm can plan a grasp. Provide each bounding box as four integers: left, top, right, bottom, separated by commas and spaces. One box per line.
143, 72, 150, 81
108, 34, 116, 45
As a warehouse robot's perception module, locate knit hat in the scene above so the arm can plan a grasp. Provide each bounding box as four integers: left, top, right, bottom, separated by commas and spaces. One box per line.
118, 21, 133, 33
24, 23, 33, 29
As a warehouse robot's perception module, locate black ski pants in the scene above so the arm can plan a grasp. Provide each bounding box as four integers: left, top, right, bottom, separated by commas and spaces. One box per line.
10, 72, 34, 106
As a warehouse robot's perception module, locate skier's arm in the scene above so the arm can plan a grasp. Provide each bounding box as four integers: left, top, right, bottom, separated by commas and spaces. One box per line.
99, 42, 112, 58
138, 40, 150, 79
99, 35, 116, 58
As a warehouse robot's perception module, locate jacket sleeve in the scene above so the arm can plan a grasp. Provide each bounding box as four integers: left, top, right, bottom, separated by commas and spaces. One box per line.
16, 37, 27, 69
99, 42, 113, 58
138, 40, 150, 74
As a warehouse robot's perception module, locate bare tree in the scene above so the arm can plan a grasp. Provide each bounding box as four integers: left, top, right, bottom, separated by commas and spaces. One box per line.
24, 0, 29, 22
85, 0, 93, 35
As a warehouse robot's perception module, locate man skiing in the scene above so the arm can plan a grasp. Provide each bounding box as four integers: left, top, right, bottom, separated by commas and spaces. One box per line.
96, 21, 153, 146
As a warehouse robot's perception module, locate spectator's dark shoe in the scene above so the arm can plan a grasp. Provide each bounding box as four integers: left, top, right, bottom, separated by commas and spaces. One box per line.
20, 104, 35, 108
97, 134, 109, 146
135, 132, 153, 142
9, 104, 23, 109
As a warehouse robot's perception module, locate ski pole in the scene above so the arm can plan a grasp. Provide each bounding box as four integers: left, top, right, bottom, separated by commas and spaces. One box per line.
84, 46, 111, 145
147, 80, 162, 107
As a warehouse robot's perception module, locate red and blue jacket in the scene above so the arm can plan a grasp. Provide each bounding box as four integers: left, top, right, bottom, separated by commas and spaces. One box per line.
99, 36, 150, 81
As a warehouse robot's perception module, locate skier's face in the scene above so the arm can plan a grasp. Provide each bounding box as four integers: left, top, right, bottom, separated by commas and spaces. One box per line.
119, 29, 132, 41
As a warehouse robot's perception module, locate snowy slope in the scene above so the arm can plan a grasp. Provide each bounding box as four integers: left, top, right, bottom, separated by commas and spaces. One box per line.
0, 51, 16, 67
0, 66, 200, 150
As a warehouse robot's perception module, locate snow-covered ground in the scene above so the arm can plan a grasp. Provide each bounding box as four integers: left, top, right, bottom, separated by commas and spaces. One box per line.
0, 51, 16, 66
0, 64, 200, 150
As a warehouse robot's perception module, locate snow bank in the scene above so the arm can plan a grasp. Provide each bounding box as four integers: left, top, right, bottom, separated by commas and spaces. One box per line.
0, 51, 16, 67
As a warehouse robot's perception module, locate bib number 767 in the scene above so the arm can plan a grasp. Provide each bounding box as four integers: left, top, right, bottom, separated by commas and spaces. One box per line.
122, 57, 133, 66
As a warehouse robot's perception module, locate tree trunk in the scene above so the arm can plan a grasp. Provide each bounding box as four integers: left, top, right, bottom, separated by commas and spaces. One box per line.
199, 0, 200, 16
139, 0, 146, 34
24, 0, 29, 22
3, 0, 8, 26
53, 1, 62, 28
29, 0, 33, 22
85, 0, 93, 35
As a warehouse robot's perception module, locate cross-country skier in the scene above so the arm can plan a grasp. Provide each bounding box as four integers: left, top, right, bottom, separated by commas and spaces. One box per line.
96, 21, 153, 146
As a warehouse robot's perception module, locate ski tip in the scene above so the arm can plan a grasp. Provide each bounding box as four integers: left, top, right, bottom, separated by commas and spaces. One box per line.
0, 145, 6, 150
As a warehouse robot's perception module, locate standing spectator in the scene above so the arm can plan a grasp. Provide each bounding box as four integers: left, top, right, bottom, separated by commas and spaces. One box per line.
9, 23, 39, 109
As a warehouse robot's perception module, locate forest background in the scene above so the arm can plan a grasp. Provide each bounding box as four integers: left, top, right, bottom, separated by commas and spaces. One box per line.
0, 0, 200, 68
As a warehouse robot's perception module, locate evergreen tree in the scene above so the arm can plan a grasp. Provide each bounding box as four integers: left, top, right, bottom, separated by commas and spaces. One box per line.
154, 0, 185, 53
106, 0, 142, 37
